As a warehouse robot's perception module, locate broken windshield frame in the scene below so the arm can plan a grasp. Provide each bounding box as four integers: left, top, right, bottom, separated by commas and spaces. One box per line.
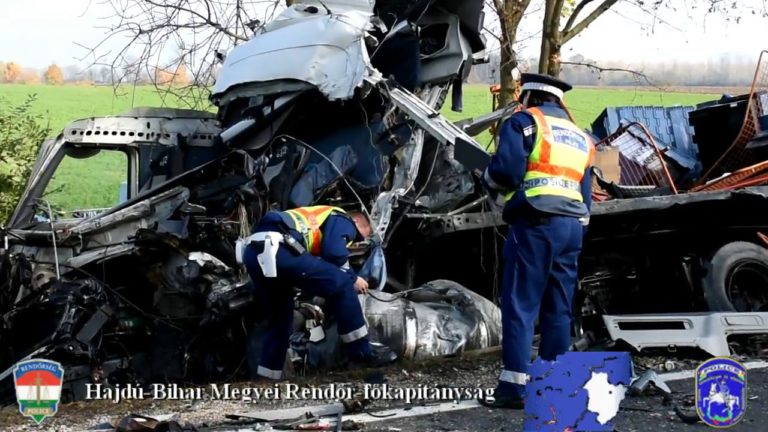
9, 139, 139, 230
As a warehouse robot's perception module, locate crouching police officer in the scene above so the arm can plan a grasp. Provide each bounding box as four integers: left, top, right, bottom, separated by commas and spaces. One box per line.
480, 73, 594, 408
238, 205, 398, 380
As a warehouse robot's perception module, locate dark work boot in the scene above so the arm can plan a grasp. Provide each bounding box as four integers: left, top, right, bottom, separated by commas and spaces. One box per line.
479, 391, 525, 409
349, 342, 398, 368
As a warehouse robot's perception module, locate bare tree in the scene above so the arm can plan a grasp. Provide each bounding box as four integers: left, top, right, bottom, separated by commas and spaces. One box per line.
79, 0, 285, 108
539, 0, 767, 78
538, 0, 618, 77
487, 0, 536, 107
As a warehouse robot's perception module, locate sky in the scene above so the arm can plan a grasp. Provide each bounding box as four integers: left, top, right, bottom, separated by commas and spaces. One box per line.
0, 0, 765, 70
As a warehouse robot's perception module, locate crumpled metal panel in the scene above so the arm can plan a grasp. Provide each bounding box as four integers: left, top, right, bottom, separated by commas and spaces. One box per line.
68, 187, 190, 238
416, 154, 478, 212
64, 110, 219, 147
283, 280, 500, 372
300, 0, 374, 13
212, 7, 374, 101
361, 280, 501, 359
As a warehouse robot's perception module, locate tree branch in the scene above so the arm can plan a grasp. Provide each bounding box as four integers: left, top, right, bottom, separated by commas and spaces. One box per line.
562, 0, 594, 33
76, 0, 285, 108
561, 60, 665, 89
562, 0, 619, 43
143, 0, 249, 42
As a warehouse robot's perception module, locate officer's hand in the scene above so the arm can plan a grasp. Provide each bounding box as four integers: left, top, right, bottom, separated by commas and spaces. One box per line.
354, 277, 369, 294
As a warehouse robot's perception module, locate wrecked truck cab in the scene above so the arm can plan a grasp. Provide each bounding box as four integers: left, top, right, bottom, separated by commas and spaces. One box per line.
7, 108, 222, 230
0, 109, 265, 402
0, 0, 505, 400
211, 0, 485, 105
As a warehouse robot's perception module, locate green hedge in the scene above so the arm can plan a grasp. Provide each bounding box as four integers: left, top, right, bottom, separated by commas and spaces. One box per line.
0, 95, 50, 224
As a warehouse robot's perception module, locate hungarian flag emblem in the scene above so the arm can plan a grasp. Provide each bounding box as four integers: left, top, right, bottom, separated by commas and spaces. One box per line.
13, 359, 64, 425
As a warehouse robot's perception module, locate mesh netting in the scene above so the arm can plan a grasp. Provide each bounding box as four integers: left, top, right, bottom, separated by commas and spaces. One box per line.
598, 122, 678, 193
694, 50, 768, 188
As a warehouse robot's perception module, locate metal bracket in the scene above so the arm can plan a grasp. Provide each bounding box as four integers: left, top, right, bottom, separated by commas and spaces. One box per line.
417, 211, 504, 236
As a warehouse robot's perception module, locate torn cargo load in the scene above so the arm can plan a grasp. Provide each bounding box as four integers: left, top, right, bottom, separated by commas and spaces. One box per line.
576, 52, 768, 351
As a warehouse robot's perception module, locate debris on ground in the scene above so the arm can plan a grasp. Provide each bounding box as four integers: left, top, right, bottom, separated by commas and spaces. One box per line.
629, 370, 672, 396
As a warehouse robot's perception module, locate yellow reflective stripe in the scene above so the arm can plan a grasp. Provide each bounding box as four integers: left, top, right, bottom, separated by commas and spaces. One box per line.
283, 206, 346, 254
285, 211, 311, 249
504, 111, 591, 203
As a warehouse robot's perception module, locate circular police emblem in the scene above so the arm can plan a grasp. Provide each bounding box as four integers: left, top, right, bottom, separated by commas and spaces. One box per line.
695, 357, 747, 428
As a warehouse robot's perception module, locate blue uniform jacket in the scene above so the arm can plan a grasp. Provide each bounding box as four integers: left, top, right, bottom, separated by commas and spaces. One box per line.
483, 102, 592, 222
256, 211, 358, 268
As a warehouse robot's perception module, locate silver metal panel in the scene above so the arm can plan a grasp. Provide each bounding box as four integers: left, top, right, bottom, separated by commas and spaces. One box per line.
603, 312, 768, 357
213, 7, 373, 101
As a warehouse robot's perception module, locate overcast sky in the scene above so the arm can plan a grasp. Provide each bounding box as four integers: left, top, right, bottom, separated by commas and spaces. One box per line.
0, 0, 765, 69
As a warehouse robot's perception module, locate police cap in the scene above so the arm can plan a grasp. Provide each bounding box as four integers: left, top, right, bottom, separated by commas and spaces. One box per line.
520, 73, 573, 100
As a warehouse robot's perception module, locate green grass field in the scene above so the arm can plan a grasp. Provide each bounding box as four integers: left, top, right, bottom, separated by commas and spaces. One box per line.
0, 83, 720, 214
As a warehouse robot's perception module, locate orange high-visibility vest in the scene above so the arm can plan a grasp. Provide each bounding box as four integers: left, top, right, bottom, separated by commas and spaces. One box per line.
281, 206, 347, 255
505, 107, 594, 203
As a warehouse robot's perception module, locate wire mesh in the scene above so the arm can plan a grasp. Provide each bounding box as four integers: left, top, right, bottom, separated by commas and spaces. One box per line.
696, 50, 768, 184
597, 122, 678, 193
691, 160, 768, 192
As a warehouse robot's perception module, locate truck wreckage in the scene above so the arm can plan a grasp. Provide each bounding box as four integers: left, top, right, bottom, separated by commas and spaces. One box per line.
1, 0, 768, 406
0, 0, 502, 403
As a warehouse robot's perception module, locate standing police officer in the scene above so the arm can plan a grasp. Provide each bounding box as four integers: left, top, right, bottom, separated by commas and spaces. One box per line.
481, 73, 594, 408
239, 205, 397, 380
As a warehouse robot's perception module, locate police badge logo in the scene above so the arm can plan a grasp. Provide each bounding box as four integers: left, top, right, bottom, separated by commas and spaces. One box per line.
13, 359, 64, 425
695, 357, 747, 428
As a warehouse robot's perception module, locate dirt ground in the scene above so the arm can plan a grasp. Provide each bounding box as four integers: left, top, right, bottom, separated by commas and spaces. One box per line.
2, 350, 766, 432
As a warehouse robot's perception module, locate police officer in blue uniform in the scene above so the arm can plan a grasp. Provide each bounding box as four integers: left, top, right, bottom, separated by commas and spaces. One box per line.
480, 73, 594, 408
239, 206, 397, 380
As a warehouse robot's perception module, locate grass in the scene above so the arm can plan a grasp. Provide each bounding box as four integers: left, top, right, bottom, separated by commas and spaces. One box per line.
0, 83, 721, 213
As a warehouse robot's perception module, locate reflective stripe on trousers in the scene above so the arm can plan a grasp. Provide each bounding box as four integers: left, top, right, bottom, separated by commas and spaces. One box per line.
257, 365, 282, 380
499, 369, 530, 385
340, 325, 368, 343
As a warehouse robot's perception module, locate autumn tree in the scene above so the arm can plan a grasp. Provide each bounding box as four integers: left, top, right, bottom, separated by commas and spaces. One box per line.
172, 63, 189, 86
19, 68, 40, 84
154, 68, 175, 85
153, 62, 189, 86
44, 64, 64, 85
4, 62, 22, 83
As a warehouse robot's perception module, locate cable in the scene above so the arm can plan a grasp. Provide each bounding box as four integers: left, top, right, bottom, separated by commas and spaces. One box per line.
366, 286, 429, 303
35, 199, 61, 280
271, 134, 373, 221
363, 409, 397, 418
413, 142, 442, 202
358, 100, 384, 183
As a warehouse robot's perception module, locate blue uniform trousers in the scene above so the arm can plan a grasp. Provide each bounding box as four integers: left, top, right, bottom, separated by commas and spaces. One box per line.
242, 239, 372, 379
496, 214, 583, 398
